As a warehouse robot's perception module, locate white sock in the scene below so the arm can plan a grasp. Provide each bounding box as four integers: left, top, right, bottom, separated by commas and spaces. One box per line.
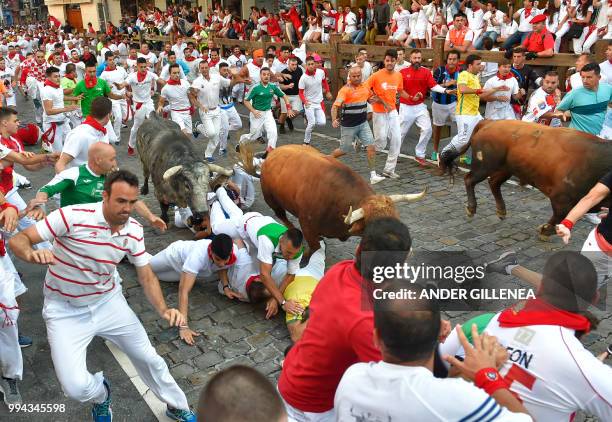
370, 171, 377, 178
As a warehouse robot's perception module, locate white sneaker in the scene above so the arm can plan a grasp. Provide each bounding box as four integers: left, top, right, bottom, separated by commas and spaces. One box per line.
370, 174, 385, 185
584, 213, 601, 225
382, 171, 400, 179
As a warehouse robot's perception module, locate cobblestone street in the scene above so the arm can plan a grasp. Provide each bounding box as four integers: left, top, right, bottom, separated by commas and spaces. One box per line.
2, 95, 610, 421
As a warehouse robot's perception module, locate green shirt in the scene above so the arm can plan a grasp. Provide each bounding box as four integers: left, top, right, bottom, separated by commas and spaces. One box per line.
72, 78, 111, 117
246, 83, 284, 111
39, 164, 105, 207
61, 77, 78, 106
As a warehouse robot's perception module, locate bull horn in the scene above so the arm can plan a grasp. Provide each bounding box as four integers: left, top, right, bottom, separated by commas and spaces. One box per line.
343, 206, 353, 225
163, 165, 183, 180
388, 187, 428, 203
345, 207, 365, 226
208, 163, 234, 177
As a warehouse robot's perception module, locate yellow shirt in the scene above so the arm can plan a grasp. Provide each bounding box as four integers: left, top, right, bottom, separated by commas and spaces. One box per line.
456, 71, 481, 116
283, 275, 319, 323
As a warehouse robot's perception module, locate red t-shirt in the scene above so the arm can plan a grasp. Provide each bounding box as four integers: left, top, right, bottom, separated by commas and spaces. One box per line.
0, 136, 24, 194
522, 30, 554, 53
399, 66, 437, 105
277, 260, 381, 413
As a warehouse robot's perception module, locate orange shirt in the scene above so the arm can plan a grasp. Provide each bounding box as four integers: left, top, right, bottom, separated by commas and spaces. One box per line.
365, 69, 403, 113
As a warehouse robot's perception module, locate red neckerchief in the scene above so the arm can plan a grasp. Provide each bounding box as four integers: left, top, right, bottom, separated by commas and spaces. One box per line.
44, 79, 60, 88
207, 244, 237, 266
545, 94, 556, 107
446, 65, 457, 74
7, 52, 16, 59
306, 69, 316, 76
82, 116, 107, 134
84, 74, 97, 89
278, 57, 288, 64
166, 78, 181, 85
609, 59, 612, 65
128, 54, 137, 60
498, 297, 590, 332
136, 71, 147, 83
185, 56, 196, 62
524, 8, 532, 18
209, 58, 219, 67
497, 72, 514, 80
105, 65, 116, 72
233, 53, 241, 59
64, 74, 76, 81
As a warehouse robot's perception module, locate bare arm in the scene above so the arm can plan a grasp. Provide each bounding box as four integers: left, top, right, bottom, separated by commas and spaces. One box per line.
177, 271, 197, 322
133, 200, 166, 231
564, 182, 610, 224
136, 264, 184, 327
55, 152, 74, 173
43, 99, 76, 115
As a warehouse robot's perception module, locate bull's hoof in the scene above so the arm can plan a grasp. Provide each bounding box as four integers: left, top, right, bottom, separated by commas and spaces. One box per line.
465, 205, 475, 218
140, 186, 149, 195
537, 223, 554, 241
496, 209, 507, 220
538, 232, 551, 242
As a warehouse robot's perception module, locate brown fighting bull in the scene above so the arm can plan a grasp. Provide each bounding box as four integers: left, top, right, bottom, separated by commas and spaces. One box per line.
259, 145, 426, 253
464, 120, 612, 239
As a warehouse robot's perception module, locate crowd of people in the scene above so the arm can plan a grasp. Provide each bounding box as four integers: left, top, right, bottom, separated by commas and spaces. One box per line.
0, 6, 610, 421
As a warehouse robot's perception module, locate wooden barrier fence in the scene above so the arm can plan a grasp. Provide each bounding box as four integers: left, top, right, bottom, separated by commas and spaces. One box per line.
141, 32, 608, 94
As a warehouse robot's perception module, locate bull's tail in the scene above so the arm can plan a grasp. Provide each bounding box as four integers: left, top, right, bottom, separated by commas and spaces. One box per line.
439, 120, 493, 179
232, 141, 260, 177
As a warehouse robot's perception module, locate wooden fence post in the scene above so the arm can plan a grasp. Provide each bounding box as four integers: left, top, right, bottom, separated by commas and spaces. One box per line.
594, 39, 608, 63
329, 33, 342, 95
432, 36, 445, 69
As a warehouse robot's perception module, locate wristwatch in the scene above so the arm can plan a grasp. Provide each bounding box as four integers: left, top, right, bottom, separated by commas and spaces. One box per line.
280, 299, 287, 307
223, 285, 230, 291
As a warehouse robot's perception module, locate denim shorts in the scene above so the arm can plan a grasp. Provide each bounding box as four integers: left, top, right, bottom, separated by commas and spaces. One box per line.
340, 121, 374, 152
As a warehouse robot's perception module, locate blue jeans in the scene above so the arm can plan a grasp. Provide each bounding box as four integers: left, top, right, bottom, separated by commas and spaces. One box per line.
351, 30, 365, 44
502, 31, 529, 51
474, 31, 499, 49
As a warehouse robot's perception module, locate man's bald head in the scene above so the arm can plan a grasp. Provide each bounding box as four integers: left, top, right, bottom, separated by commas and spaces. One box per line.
348, 65, 362, 86
88, 142, 117, 175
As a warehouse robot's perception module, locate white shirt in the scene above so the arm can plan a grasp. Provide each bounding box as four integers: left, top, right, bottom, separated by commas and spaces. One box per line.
125, 71, 158, 103
160, 63, 186, 80
394, 61, 410, 72
137, 51, 158, 68
483, 75, 519, 120
501, 20, 518, 38
344, 11, 357, 33
271, 58, 289, 74
62, 123, 110, 169
298, 69, 326, 105
522, 87, 562, 127
483, 10, 505, 34
240, 212, 300, 274
126, 58, 138, 74
559, 0, 578, 23
160, 79, 191, 111
227, 54, 247, 69
516, 7, 542, 32
171, 43, 187, 61
40, 84, 67, 123
191, 73, 231, 110
599, 60, 612, 84
245, 62, 263, 93
393, 9, 411, 32
99, 67, 128, 97
34, 201, 148, 306
0, 67, 15, 93
179, 239, 237, 277
466, 7, 485, 32
335, 362, 531, 422
227, 247, 285, 300
440, 312, 612, 422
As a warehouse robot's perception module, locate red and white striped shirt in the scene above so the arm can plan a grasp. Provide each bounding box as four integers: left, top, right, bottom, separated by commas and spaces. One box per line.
35, 201, 149, 306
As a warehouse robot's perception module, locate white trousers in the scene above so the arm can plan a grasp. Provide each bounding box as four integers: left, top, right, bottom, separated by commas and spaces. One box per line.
581, 227, 611, 288
25, 77, 43, 124
554, 22, 570, 53
4, 90, 16, 107
373, 110, 402, 174
111, 99, 128, 142
283, 398, 335, 422
170, 110, 193, 134
572, 27, 589, 54
240, 110, 277, 149
400, 103, 432, 159
210, 187, 244, 238
67, 109, 83, 129
0, 261, 21, 380
199, 108, 222, 158
42, 120, 69, 153
443, 114, 483, 153
304, 104, 326, 144
43, 292, 189, 409
219, 106, 242, 150
232, 83, 245, 102
128, 100, 155, 148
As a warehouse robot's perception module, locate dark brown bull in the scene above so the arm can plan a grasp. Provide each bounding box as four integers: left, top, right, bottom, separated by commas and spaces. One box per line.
465, 120, 612, 239
259, 145, 426, 253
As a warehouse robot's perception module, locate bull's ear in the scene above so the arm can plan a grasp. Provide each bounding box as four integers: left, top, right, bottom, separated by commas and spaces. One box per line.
163, 165, 183, 181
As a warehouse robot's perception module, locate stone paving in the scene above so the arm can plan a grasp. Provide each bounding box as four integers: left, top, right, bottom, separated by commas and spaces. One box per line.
2, 95, 609, 421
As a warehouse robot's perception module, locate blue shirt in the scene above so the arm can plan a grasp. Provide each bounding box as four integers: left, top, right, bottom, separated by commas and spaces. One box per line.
432, 65, 459, 105
557, 83, 612, 135
96, 61, 106, 77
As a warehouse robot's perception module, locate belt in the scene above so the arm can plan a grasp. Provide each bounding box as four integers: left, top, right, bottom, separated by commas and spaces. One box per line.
220, 103, 234, 110
172, 107, 191, 112
243, 214, 259, 232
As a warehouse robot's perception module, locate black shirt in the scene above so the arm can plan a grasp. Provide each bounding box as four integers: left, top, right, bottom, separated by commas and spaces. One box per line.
598, 170, 612, 242
281, 67, 303, 96
511, 64, 539, 107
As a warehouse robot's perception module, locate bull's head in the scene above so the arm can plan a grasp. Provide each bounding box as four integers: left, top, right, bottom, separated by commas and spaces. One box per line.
343, 189, 427, 234
162, 162, 230, 225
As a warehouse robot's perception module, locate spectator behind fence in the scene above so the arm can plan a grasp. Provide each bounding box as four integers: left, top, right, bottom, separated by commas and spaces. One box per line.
555, 62, 612, 136
334, 282, 531, 421
198, 365, 287, 422
521, 14, 554, 59
475, 1, 505, 50
445, 12, 474, 52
